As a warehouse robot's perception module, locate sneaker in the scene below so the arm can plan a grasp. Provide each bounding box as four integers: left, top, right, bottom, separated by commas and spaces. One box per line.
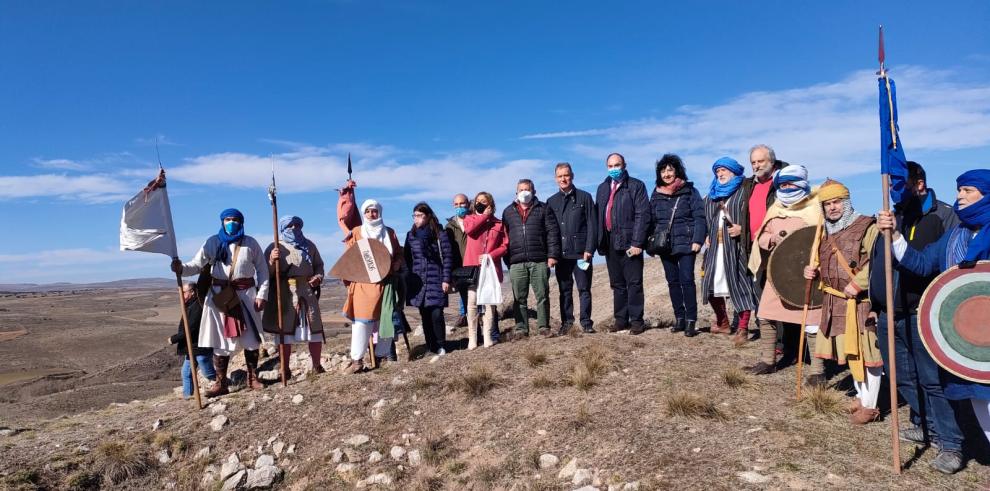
557, 324, 572, 337
929, 450, 963, 474
437, 348, 446, 356
582, 325, 596, 334
898, 426, 927, 444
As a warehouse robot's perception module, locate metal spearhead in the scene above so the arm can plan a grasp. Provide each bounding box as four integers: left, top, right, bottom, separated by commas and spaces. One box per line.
347, 152, 353, 181
877, 25, 886, 76
268, 154, 277, 205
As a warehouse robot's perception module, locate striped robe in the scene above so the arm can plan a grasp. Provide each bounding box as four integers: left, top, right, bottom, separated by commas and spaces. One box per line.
701, 190, 758, 312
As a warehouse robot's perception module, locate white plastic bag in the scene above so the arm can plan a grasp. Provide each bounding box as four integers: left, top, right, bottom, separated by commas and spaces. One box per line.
476, 254, 503, 305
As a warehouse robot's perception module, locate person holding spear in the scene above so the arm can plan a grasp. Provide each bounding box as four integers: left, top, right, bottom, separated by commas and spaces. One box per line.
264, 216, 328, 379
802, 179, 885, 425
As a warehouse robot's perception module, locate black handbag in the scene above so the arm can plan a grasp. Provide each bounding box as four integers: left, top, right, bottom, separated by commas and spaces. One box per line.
451, 266, 479, 290
646, 196, 680, 256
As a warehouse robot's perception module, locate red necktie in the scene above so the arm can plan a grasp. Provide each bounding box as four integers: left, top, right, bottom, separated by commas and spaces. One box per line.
605, 181, 619, 231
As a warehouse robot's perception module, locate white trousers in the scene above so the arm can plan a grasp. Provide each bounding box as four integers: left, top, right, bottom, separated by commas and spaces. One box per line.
854, 366, 883, 409
349, 320, 392, 361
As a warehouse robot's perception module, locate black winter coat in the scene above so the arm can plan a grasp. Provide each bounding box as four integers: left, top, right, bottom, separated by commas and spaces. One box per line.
869, 190, 960, 314
648, 182, 707, 256
501, 200, 561, 265
403, 227, 453, 308
547, 187, 597, 259
170, 299, 209, 357
595, 175, 650, 253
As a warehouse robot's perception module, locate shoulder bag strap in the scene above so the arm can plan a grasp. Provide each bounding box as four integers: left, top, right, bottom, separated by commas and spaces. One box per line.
667, 196, 682, 233
227, 242, 243, 281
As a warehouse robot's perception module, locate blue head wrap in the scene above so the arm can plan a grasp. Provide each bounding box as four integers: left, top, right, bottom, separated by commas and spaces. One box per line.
216, 208, 245, 263
278, 215, 312, 263
954, 169, 990, 263
708, 157, 745, 200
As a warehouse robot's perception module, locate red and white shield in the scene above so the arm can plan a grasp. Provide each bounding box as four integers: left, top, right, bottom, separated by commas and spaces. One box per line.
918, 260, 990, 383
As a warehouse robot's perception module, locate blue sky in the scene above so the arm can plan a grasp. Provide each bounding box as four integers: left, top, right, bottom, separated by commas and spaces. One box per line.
2, 1, 989, 283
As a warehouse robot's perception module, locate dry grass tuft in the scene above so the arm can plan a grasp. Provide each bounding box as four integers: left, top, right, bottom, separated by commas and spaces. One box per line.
531, 374, 557, 389
722, 368, 749, 388
569, 402, 592, 430
803, 385, 846, 415
664, 393, 727, 421
408, 466, 444, 491
453, 366, 500, 398
568, 344, 613, 390
92, 441, 155, 484
150, 431, 186, 455
422, 434, 457, 466
523, 349, 548, 367
409, 374, 440, 391
473, 463, 507, 486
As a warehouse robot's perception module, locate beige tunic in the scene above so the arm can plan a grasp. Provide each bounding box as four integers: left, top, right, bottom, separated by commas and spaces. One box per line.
755, 215, 823, 324
263, 240, 325, 342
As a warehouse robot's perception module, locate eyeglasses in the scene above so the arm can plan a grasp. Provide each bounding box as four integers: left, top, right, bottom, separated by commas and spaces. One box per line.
412, 213, 426, 218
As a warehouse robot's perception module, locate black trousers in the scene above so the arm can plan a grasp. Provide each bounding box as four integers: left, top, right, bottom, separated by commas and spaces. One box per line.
659, 252, 697, 321
605, 248, 644, 327
419, 306, 446, 353
555, 258, 594, 328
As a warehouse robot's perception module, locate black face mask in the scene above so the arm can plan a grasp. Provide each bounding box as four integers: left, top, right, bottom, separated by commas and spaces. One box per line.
475, 203, 487, 213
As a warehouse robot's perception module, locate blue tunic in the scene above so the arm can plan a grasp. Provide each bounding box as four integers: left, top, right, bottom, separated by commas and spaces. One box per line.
897, 225, 990, 400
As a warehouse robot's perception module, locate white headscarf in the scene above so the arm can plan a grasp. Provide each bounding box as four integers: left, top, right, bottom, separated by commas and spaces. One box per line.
360, 199, 392, 254
773, 165, 811, 207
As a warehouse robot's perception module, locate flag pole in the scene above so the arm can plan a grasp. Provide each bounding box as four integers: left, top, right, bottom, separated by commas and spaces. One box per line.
878, 24, 902, 475
157, 164, 203, 410
269, 156, 287, 387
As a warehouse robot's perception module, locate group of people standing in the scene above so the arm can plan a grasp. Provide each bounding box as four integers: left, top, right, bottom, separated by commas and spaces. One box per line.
166, 147, 990, 475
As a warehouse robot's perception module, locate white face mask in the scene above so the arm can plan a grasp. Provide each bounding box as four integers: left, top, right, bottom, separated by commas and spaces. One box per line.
517, 190, 534, 204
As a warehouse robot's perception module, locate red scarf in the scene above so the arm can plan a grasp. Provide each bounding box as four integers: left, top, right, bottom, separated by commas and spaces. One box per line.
658, 178, 685, 196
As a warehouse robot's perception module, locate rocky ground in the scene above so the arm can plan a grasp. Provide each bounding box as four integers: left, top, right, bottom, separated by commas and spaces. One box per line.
1, 261, 988, 490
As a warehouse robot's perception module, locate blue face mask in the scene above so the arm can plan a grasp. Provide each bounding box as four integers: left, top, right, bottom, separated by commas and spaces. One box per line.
224, 221, 241, 235
608, 168, 624, 180
454, 206, 468, 218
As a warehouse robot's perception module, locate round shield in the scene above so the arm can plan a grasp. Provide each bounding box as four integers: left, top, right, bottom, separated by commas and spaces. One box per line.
768, 225, 823, 309
919, 260, 990, 383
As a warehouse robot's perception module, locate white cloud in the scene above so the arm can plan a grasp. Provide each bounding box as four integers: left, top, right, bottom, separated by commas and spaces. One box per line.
524, 66, 990, 181
32, 158, 90, 171
0, 174, 133, 203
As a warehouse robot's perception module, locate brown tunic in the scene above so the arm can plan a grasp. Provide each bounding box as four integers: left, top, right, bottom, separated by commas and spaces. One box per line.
817, 215, 877, 338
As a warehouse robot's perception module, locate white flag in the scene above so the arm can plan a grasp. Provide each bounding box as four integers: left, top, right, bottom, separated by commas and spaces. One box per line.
119, 172, 178, 257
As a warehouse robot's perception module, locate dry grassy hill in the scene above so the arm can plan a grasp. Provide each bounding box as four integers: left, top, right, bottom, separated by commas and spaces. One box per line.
1, 260, 988, 490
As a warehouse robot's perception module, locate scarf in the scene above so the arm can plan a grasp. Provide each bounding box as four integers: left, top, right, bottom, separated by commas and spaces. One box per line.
278, 215, 311, 264
773, 165, 810, 207
708, 157, 745, 200
954, 169, 990, 263
216, 208, 244, 263
360, 199, 393, 254
658, 177, 686, 196
825, 199, 861, 235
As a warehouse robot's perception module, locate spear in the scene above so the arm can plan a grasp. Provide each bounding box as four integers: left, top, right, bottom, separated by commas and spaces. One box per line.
269, 155, 287, 387
796, 215, 823, 400
877, 24, 902, 475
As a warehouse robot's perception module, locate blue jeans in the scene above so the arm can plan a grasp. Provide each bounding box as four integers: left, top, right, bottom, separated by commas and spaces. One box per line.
181, 354, 217, 398
458, 288, 468, 316
659, 252, 698, 321
877, 312, 963, 451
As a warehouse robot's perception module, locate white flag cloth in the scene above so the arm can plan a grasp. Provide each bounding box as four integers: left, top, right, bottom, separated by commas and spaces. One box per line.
119, 175, 178, 257
476, 254, 503, 306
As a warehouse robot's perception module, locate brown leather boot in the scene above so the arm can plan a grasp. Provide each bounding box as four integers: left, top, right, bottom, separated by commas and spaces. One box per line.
278, 344, 293, 382
849, 406, 880, 425
243, 350, 265, 390
205, 355, 229, 398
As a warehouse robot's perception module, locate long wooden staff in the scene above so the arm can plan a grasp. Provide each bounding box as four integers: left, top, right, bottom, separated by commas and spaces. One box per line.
878, 25, 902, 474
173, 266, 203, 409
796, 215, 824, 399
269, 157, 287, 387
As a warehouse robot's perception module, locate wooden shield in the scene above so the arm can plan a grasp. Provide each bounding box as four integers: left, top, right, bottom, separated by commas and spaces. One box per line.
329, 238, 393, 283
919, 260, 990, 383
768, 225, 823, 309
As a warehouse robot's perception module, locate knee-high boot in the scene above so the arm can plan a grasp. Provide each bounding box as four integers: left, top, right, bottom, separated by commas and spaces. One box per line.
206, 355, 230, 398
277, 344, 293, 381
244, 349, 265, 390
309, 342, 325, 373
